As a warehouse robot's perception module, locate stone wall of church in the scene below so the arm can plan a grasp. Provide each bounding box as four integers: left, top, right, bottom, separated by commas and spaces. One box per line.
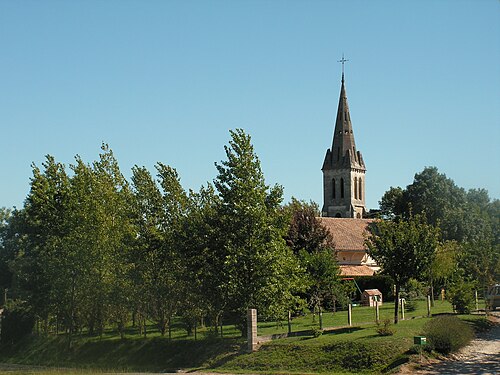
322, 167, 365, 218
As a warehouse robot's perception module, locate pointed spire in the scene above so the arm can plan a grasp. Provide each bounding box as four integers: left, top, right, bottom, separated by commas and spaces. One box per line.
323, 62, 365, 171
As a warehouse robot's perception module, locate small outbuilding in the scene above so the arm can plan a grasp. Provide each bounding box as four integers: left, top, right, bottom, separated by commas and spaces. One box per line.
362, 289, 383, 307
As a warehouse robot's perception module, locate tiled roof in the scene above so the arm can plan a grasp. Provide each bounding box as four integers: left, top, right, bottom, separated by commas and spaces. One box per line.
319, 218, 373, 251
363, 289, 382, 296
339, 265, 375, 276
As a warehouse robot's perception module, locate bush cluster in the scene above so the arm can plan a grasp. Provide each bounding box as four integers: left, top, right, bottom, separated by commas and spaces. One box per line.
376, 319, 395, 336
423, 315, 473, 354
447, 281, 475, 314
0, 300, 35, 345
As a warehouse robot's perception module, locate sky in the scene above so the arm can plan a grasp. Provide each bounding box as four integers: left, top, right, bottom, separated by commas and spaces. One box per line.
1, 0, 499, 211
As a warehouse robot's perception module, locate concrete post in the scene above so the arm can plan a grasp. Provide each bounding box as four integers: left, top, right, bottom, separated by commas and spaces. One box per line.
400, 298, 405, 320
427, 295, 431, 317
348, 304, 352, 326
375, 300, 380, 323
247, 309, 257, 352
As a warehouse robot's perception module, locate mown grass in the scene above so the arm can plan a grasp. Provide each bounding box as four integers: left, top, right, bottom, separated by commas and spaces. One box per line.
1, 300, 487, 374
218, 313, 488, 374
258, 299, 456, 336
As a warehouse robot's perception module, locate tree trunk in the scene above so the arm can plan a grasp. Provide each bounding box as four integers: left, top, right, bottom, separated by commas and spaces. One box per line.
319, 305, 323, 330
394, 284, 400, 324
430, 279, 435, 307
287, 311, 292, 334
168, 318, 172, 340
194, 320, 197, 341
220, 314, 223, 338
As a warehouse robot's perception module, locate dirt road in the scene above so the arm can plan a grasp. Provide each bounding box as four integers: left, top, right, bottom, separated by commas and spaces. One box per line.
400, 312, 500, 375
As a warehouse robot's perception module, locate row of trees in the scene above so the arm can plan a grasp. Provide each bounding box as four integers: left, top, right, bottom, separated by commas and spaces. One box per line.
1, 132, 498, 338
0, 129, 343, 344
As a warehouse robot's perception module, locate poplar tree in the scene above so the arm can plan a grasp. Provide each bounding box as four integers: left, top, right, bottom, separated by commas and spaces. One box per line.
213, 129, 302, 330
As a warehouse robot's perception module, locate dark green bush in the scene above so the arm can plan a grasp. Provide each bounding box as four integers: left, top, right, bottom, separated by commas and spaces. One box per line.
376, 319, 395, 336
404, 299, 418, 312
311, 327, 323, 337
0, 300, 35, 345
447, 281, 475, 314
423, 315, 473, 354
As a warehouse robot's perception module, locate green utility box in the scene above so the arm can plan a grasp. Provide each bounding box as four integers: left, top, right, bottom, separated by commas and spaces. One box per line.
414, 336, 427, 345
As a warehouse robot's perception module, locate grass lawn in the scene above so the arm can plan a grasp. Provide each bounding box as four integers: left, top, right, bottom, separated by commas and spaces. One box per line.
257, 299, 456, 336
0, 300, 489, 375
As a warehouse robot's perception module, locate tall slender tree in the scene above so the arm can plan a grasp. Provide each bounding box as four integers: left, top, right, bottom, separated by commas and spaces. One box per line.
213, 129, 303, 330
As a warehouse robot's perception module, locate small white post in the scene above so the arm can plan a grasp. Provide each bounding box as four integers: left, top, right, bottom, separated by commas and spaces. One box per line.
475, 290, 479, 311
427, 295, 431, 317
375, 300, 380, 323
348, 304, 352, 326
400, 298, 405, 320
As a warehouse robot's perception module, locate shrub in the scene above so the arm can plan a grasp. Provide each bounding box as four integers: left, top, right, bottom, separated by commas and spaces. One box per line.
447, 280, 475, 314
311, 327, 323, 337
404, 299, 418, 312
376, 319, 395, 336
0, 300, 35, 345
423, 315, 473, 354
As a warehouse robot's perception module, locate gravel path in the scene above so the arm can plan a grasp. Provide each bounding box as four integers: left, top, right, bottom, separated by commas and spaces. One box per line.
399, 312, 500, 375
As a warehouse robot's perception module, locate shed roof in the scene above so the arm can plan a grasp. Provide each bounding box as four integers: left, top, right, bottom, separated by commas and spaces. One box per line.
363, 289, 382, 296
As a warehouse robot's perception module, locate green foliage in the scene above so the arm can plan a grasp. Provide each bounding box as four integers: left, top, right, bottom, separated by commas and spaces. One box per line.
212, 129, 304, 328
283, 199, 344, 329
311, 327, 323, 337
366, 215, 439, 323
379, 167, 500, 288
0, 207, 14, 294
0, 300, 35, 344
401, 279, 426, 312
423, 315, 473, 354
222, 340, 400, 373
376, 319, 395, 336
447, 279, 476, 314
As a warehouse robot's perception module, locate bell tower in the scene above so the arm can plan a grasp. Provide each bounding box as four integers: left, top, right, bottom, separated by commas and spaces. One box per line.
322, 64, 366, 218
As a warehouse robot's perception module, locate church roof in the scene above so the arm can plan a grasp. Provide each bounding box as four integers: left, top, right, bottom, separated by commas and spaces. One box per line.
318, 217, 373, 251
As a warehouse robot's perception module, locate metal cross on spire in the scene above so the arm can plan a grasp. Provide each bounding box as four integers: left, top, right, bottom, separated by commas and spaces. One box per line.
338, 54, 349, 83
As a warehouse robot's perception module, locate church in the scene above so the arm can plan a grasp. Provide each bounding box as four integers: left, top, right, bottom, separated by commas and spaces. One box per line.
319, 67, 378, 277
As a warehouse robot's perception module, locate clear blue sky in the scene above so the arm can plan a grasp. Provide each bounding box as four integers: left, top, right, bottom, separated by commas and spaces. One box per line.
1, 0, 499, 210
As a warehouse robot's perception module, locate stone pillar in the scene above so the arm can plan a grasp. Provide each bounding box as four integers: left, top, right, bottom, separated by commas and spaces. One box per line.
348, 304, 352, 326
375, 300, 380, 323
427, 295, 431, 317
247, 309, 257, 352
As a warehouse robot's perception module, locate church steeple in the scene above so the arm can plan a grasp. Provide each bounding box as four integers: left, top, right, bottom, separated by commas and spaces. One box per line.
322, 68, 366, 218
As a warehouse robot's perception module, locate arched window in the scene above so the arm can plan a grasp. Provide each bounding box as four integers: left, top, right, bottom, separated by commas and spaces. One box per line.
359, 178, 363, 200
335, 213, 342, 218
354, 177, 358, 199
332, 178, 336, 199
340, 178, 345, 199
